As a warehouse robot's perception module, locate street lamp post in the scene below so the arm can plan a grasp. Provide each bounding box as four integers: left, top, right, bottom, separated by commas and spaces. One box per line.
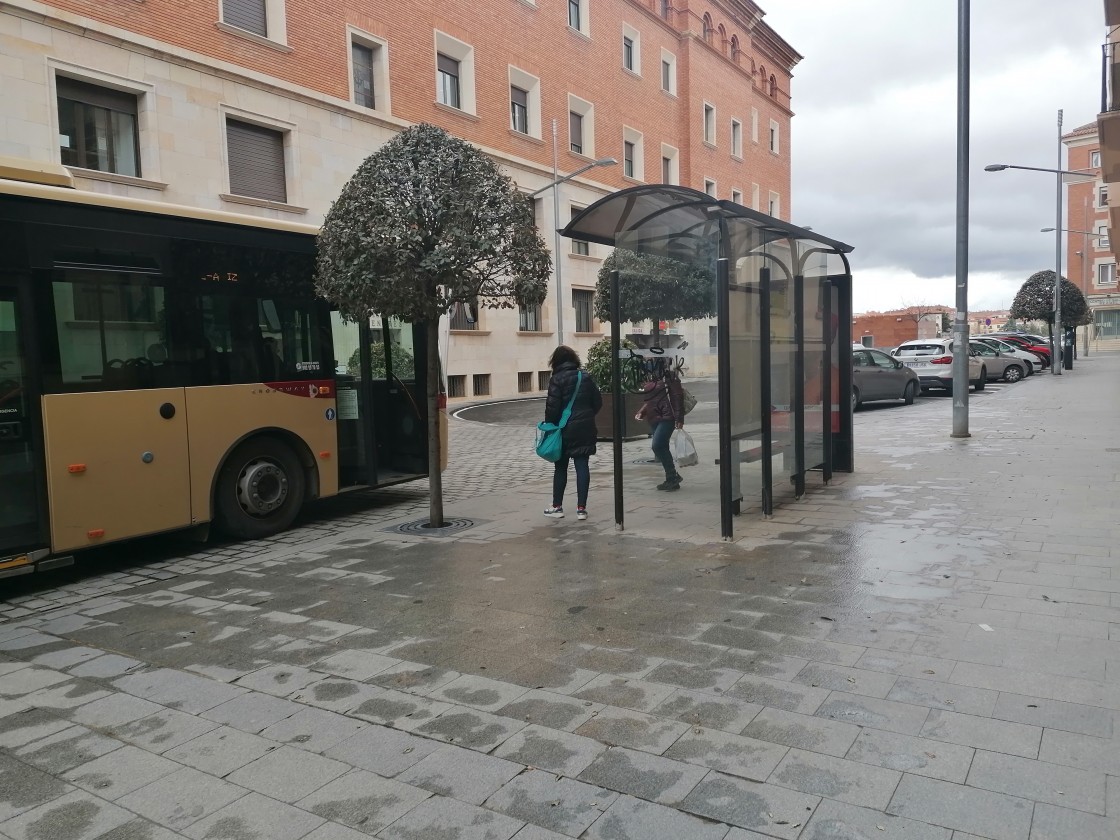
983, 154, 1097, 374
528, 124, 616, 346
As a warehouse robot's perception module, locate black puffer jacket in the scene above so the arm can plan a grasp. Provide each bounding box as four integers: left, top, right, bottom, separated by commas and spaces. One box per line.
544, 362, 603, 458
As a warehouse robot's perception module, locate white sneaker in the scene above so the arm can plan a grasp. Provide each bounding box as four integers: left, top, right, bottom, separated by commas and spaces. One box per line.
543, 507, 565, 519
576, 508, 588, 521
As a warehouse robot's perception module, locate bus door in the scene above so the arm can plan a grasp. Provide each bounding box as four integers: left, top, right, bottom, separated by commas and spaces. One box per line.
39, 267, 192, 552
0, 283, 47, 563
330, 314, 428, 488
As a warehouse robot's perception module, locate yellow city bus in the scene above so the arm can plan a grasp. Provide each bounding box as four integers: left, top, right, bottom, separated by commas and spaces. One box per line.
0, 161, 444, 579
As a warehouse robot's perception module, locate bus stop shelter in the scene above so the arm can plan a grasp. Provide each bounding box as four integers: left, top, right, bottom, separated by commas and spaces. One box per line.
562, 185, 854, 540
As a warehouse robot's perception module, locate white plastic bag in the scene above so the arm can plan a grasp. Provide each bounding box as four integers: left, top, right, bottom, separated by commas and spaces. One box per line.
670, 429, 698, 468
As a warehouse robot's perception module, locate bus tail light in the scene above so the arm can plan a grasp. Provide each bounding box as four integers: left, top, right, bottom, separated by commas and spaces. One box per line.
68, 464, 86, 473
319, 451, 331, 459
87, 529, 105, 539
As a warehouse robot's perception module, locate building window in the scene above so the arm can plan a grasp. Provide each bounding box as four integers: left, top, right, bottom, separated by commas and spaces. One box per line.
622, 127, 643, 181
573, 289, 594, 332
1099, 185, 1109, 207
730, 34, 740, 62
731, 119, 743, 157
660, 51, 676, 94
568, 0, 589, 33
519, 303, 541, 331
702, 14, 714, 44
518, 371, 533, 393
768, 191, 780, 218
57, 77, 141, 177
769, 74, 777, 97
751, 107, 759, 143
622, 23, 642, 75
703, 103, 715, 144
435, 32, 475, 113
569, 111, 583, 154
447, 375, 466, 397
223, 0, 267, 37
437, 53, 461, 109
704, 179, 716, 197
352, 42, 375, 108
473, 373, 490, 396
1099, 263, 1116, 286
450, 299, 478, 330
661, 144, 678, 185
731, 188, 742, 204
571, 205, 590, 255
623, 36, 634, 70
709, 325, 718, 348
1097, 225, 1110, 248
510, 86, 529, 134
1091, 150, 1101, 168
568, 95, 594, 157
769, 119, 780, 153
537, 369, 551, 390
226, 118, 286, 203
660, 0, 671, 20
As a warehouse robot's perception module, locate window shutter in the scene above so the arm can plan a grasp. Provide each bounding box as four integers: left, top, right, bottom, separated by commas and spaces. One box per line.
511, 87, 528, 109
226, 119, 287, 203
223, 0, 267, 36
56, 77, 138, 115
437, 53, 459, 76
569, 111, 582, 148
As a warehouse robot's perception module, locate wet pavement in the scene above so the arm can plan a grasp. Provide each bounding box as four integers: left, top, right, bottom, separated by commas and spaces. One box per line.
2, 355, 1119, 839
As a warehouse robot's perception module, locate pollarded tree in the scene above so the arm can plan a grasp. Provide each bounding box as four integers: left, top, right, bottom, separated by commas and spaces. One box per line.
1010, 270, 1091, 351
593, 248, 717, 347
316, 124, 550, 527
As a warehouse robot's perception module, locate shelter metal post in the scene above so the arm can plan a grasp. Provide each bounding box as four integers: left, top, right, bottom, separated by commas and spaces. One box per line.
610, 269, 624, 531
793, 275, 805, 499
821, 279, 833, 484
760, 266, 773, 518
716, 256, 733, 540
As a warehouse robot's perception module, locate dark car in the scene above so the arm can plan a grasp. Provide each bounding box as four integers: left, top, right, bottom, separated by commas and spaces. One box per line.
852, 347, 921, 409
990, 334, 1051, 367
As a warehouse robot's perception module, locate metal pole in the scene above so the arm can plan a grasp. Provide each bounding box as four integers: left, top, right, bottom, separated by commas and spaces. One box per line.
552, 118, 564, 346
610, 269, 624, 532
951, 0, 970, 437
1053, 109, 1063, 374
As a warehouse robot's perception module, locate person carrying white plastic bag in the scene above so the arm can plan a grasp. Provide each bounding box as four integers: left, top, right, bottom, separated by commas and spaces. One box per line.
670, 428, 698, 468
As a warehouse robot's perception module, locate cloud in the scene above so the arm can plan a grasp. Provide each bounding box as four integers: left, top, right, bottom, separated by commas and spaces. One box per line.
762, 0, 1103, 311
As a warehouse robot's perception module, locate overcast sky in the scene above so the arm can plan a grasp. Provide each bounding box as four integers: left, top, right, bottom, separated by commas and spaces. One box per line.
762, 1, 1104, 313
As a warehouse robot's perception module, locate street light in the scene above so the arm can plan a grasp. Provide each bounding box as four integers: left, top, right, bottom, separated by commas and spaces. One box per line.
1040, 227, 1107, 237
984, 124, 1099, 375
528, 124, 617, 346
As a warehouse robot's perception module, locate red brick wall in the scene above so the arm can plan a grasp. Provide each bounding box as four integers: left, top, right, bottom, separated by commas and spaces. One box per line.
38, 0, 793, 207
1064, 138, 1109, 295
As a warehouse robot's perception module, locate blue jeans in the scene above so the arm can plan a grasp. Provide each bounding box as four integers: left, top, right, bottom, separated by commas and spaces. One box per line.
651, 420, 677, 480
553, 455, 590, 509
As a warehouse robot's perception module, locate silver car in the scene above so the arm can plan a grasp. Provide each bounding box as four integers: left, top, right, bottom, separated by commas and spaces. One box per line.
974, 336, 1041, 374
968, 341, 1028, 383
852, 347, 921, 409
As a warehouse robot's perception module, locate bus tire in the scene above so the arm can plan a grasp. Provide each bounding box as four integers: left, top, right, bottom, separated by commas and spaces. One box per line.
214, 437, 305, 540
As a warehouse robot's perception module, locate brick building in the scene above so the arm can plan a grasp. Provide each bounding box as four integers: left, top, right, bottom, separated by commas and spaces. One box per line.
852, 306, 950, 350
1062, 121, 1120, 337
0, 0, 799, 399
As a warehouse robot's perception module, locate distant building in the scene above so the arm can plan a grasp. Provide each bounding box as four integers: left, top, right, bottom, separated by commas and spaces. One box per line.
852, 306, 951, 349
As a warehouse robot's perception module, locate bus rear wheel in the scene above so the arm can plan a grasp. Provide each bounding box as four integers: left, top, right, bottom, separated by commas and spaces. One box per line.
215, 437, 305, 540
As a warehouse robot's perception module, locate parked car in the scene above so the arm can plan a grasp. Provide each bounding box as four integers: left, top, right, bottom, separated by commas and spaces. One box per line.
891, 338, 985, 394
851, 347, 921, 409
969, 341, 1028, 383
974, 336, 1041, 375
989, 333, 1051, 367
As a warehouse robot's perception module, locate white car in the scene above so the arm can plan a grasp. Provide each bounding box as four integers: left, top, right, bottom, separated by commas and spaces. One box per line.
891, 338, 985, 394
973, 336, 1042, 375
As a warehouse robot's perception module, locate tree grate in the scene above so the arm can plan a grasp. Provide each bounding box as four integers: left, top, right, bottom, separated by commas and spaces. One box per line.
386, 517, 479, 537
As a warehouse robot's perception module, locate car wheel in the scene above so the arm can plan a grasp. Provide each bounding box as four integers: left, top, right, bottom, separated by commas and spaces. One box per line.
973, 368, 986, 391
1004, 365, 1023, 383
903, 381, 916, 405
215, 436, 306, 540
852, 387, 862, 412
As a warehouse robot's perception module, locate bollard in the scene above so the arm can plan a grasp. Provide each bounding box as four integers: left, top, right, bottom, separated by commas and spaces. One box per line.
1063, 329, 1074, 370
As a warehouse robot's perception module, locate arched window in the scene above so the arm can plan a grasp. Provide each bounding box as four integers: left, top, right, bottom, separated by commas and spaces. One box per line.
769, 74, 777, 98
702, 14, 714, 44
729, 34, 740, 63
718, 25, 727, 52
660, 0, 671, 21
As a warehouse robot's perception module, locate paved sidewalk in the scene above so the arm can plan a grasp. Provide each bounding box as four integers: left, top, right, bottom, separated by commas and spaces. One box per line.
1, 354, 1119, 840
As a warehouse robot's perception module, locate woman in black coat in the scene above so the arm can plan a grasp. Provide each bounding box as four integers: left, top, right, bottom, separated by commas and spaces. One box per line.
542, 345, 602, 520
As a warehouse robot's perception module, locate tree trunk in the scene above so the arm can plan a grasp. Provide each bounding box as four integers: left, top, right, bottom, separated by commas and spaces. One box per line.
426, 321, 445, 528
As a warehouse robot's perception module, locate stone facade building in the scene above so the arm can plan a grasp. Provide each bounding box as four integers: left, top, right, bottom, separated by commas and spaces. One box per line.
0, 0, 799, 399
